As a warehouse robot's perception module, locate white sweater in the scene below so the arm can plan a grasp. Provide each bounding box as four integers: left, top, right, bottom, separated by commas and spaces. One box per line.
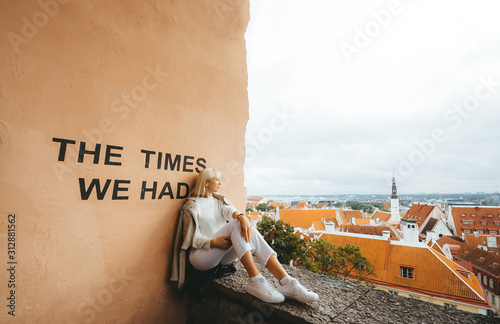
192, 196, 238, 249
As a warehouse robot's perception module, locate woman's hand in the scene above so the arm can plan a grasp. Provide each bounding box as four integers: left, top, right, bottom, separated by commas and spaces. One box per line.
210, 236, 232, 250
238, 216, 252, 243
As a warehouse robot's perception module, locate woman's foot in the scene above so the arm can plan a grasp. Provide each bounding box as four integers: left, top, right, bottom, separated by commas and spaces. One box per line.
246, 275, 285, 303
277, 276, 319, 302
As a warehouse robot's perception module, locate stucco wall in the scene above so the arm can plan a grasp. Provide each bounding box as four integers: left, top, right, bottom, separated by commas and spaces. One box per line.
0, 0, 249, 322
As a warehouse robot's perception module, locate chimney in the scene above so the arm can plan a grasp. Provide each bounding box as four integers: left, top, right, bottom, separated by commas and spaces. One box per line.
382, 230, 391, 239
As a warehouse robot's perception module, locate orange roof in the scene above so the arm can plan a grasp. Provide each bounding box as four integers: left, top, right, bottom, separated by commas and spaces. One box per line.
269, 201, 288, 208
383, 202, 390, 209
291, 201, 312, 209
322, 234, 488, 307
354, 219, 371, 226
312, 221, 326, 231
406, 204, 436, 227
280, 209, 340, 229
372, 211, 392, 222
451, 206, 500, 237
437, 236, 500, 278
295, 230, 311, 241
464, 234, 500, 249
342, 210, 363, 223
245, 211, 262, 220
341, 224, 397, 239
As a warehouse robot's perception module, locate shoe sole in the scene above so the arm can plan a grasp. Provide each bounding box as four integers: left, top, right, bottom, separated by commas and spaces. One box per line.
246, 291, 285, 303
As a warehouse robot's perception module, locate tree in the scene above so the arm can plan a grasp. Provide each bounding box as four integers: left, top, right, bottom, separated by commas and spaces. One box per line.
348, 202, 374, 214
300, 240, 374, 283
246, 207, 254, 212
257, 216, 307, 265
256, 202, 273, 212
256, 217, 375, 284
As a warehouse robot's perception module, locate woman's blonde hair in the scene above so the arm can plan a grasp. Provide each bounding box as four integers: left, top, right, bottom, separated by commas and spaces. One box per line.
190, 168, 221, 197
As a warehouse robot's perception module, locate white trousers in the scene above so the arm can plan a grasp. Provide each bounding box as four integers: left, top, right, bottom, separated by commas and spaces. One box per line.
189, 219, 276, 272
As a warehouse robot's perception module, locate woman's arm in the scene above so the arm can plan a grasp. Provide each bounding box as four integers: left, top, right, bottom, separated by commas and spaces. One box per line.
233, 211, 252, 243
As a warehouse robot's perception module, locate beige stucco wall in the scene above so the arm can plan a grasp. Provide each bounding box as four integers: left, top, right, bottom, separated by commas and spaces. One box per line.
0, 0, 249, 322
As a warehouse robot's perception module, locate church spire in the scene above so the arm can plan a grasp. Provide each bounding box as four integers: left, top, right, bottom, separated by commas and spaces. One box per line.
390, 173, 400, 222
391, 173, 398, 199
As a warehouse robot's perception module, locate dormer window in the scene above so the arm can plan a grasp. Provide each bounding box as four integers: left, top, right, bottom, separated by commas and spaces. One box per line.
464, 251, 470, 255
482, 221, 488, 225
461, 213, 466, 217
488, 214, 493, 218
494, 222, 500, 226
493, 263, 498, 268
483, 275, 488, 285
478, 257, 486, 262
472, 214, 476, 217
456, 269, 470, 279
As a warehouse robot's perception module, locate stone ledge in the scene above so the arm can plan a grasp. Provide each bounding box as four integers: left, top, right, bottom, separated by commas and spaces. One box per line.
187, 261, 497, 324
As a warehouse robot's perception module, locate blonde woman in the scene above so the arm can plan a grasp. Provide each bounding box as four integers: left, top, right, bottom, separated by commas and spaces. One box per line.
171, 168, 318, 303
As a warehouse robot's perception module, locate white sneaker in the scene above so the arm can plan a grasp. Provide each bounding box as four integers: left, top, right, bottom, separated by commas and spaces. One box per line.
246, 277, 285, 303
277, 278, 319, 302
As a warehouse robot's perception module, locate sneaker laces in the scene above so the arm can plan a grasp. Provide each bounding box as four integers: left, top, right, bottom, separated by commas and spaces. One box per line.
291, 278, 310, 293
259, 278, 276, 295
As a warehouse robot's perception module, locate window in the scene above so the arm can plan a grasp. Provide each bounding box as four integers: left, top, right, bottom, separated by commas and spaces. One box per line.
400, 266, 414, 279
484, 275, 488, 285
495, 222, 500, 226
488, 214, 493, 218
477, 230, 484, 234
490, 278, 494, 289
461, 213, 466, 217
464, 229, 471, 233
478, 273, 482, 281
462, 221, 474, 225
472, 214, 477, 217
482, 222, 488, 225
490, 231, 497, 235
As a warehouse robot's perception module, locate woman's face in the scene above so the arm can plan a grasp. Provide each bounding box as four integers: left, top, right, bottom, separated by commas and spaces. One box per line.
205, 176, 221, 195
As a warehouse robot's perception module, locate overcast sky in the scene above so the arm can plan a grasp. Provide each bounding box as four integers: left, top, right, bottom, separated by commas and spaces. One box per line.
243, 0, 500, 196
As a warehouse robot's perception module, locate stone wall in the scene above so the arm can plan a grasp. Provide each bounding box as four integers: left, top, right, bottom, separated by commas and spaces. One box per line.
188, 262, 498, 324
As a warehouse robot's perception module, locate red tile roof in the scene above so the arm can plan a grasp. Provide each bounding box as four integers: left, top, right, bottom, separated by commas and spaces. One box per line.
342, 210, 363, 223
270, 201, 288, 208
322, 234, 488, 307
341, 224, 398, 239
372, 211, 391, 222
465, 234, 500, 249
450, 206, 500, 237
437, 236, 500, 294
312, 221, 326, 231
280, 209, 340, 229
406, 204, 436, 227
